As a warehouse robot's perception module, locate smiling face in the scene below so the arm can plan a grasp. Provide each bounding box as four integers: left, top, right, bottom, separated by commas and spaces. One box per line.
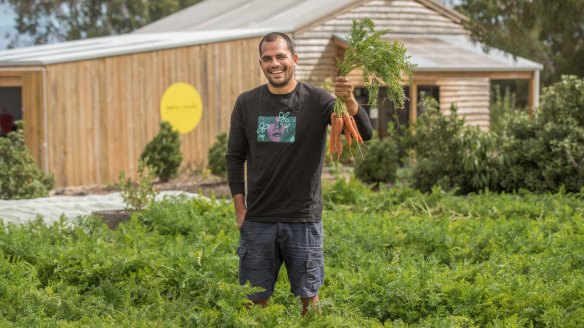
259, 36, 298, 94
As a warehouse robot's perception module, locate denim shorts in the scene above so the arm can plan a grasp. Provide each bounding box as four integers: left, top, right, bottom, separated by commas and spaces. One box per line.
237, 221, 325, 301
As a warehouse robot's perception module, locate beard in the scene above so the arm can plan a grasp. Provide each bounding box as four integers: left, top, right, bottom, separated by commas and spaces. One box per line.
264, 65, 294, 88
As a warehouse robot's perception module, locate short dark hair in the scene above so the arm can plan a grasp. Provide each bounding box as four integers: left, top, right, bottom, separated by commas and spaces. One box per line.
259, 32, 295, 56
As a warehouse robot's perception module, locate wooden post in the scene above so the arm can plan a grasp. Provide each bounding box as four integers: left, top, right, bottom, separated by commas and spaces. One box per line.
528, 70, 540, 116
409, 83, 418, 134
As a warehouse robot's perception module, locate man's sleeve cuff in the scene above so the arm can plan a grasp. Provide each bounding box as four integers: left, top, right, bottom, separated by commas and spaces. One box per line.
228, 183, 245, 197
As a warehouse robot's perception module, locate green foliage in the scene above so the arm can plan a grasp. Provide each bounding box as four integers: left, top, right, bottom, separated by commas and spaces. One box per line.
1, 0, 204, 48
490, 84, 525, 135
1, 185, 583, 326
335, 17, 415, 116
207, 132, 228, 178
410, 75, 584, 194
412, 98, 503, 194
0, 121, 54, 199
354, 135, 399, 186
459, 0, 584, 85
411, 99, 464, 192
498, 75, 584, 193
140, 121, 183, 182
118, 160, 158, 211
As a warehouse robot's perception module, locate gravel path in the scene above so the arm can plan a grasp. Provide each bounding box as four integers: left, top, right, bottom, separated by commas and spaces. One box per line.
0, 191, 202, 225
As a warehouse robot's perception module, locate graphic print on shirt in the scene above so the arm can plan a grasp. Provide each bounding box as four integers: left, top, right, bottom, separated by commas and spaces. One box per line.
257, 112, 296, 143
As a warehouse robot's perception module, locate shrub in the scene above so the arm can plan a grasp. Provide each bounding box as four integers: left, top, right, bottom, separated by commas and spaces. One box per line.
412, 98, 503, 194
535, 75, 584, 192
140, 121, 183, 182
207, 132, 227, 178
0, 121, 54, 199
354, 134, 399, 186
411, 99, 465, 192
490, 84, 524, 135
118, 160, 158, 211
498, 75, 584, 192
497, 111, 548, 192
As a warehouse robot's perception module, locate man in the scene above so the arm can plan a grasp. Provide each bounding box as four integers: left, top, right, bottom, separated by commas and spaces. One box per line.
226, 32, 372, 315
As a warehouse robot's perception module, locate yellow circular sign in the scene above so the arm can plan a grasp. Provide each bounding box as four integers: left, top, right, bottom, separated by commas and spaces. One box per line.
160, 82, 203, 134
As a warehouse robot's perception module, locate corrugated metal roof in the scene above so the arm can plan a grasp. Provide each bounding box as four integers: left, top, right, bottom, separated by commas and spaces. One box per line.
135, 0, 359, 33
334, 33, 543, 71
0, 29, 270, 66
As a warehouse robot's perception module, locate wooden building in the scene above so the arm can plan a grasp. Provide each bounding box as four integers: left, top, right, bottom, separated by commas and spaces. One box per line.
139, 0, 542, 132
0, 0, 542, 187
0, 31, 268, 187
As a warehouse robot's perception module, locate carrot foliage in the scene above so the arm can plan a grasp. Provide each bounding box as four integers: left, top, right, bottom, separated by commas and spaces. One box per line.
329, 18, 415, 162
336, 17, 415, 115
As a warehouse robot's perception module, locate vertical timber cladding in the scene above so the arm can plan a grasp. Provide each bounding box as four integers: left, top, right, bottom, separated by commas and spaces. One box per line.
21, 71, 45, 170
0, 71, 46, 173
44, 36, 264, 187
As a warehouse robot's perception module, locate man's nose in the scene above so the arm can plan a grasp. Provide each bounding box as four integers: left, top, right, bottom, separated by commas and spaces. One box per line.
268, 58, 281, 66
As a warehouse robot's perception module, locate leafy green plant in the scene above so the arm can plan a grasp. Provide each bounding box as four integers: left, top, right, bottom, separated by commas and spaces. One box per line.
118, 160, 158, 211
497, 75, 584, 193
490, 84, 524, 135
411, 97, 504, 194
1, 187, 583, 326
0, 121, 54, 199
207, 132, 227, 178
337, 17, 415, 111
535, 75, 584, 192
411, 98, 465, 192
140, 121, 183, 182
330, 17, 415, 160
354, 135, 399, 186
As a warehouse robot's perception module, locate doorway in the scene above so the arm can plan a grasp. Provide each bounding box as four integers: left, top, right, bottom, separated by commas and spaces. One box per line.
0, 87, 22, 136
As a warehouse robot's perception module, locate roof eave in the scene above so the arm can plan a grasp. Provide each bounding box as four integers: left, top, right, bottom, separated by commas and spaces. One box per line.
416, 0, 469, 24
415, 67, 543, 72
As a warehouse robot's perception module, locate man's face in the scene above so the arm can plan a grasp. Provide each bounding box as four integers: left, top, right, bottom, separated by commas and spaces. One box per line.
259, 37, 298, 89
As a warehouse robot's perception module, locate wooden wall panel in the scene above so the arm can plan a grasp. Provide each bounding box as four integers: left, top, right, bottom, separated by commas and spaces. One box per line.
44, 37, 264, 187
438, 78, 491, 130
0, 74, 22, 87
21, 71, 45, 170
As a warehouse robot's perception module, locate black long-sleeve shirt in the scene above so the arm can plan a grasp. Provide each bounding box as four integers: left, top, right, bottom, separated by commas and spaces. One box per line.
226, 82, 372, 222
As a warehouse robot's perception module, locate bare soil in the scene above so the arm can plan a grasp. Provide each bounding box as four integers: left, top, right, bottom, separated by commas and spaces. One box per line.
50, 166, 349, 198
51, 173, 231, 198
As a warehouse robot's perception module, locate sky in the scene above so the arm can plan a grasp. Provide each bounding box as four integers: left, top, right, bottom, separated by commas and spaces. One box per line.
0, 1, 462, 50
0, 2, 15, 50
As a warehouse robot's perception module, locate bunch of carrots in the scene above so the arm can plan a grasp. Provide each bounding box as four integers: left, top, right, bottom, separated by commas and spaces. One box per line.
329, 107, 363, 160
328, 18, 415, 162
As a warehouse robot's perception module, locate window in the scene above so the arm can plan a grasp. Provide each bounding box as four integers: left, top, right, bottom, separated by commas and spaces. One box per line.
354, 85, 440, 137
0, 87, 22, 137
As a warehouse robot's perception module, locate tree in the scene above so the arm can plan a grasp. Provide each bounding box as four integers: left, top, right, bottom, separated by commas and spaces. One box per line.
457, 0, 584, 85
0, 0, 203, 48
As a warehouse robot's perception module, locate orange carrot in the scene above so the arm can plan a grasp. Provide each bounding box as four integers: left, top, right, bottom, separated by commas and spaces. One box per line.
343, 121, 352, 146
330, 112, 341, 155
332, 113, 344, 157
349, 116, 363, 144
329, 113, 336, 154
342, 113, 360, 143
